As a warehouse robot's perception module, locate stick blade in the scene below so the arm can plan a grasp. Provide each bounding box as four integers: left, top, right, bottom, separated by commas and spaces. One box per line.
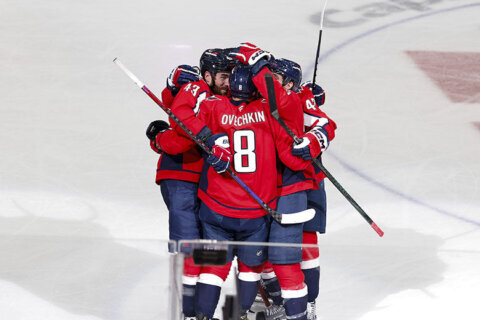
279, 208, 316, 224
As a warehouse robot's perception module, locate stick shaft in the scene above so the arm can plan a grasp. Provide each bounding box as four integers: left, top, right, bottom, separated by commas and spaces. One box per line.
258, 284, 271, 307
265, 73, 384, 237
312, 0, 329, 86
312, 29, 323, 88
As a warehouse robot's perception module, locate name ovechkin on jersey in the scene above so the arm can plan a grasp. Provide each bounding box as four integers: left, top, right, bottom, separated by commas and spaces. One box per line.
221, 111, 266, 127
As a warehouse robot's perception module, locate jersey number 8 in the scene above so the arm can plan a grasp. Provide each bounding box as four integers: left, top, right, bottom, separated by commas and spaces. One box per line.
233, 130, 256, 173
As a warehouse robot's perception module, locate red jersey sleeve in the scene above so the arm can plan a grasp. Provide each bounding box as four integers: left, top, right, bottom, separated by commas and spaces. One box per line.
157, 95, 223, 155
151, 87, 204, 185
297, 86, 337, 142
170, 80, 211, 136
156, 82, 212, 154
149, 139, 161, 154
161, 87, 175, 109
253, 67, 305, 137
156, 129, 197, 155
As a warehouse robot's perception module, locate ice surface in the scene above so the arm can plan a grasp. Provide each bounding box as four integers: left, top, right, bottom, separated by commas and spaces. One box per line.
1, 0, 479, 319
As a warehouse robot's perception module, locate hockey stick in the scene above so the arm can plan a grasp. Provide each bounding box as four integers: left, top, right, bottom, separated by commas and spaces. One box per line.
312, 0, 328, 87
265, 73, 384, 237
252, 283, 271, 320
258, 283, 271, 307
113, 58, 315, 224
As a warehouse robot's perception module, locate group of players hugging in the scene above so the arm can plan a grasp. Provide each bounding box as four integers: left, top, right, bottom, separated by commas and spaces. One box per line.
145, 43, 337, 320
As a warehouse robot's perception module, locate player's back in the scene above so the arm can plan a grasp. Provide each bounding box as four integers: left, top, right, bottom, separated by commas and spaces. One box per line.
197, 96, 279, 219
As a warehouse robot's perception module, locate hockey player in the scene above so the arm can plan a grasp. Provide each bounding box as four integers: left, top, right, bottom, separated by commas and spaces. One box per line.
255, 58, 311, 320
259, 57, 337, 320
146, 48, 235, 320
296, 78, 335, 320
183, 62, 316, 320
262, 60, 318, 320
230, 44, 338, 320
226, 44, 325, 320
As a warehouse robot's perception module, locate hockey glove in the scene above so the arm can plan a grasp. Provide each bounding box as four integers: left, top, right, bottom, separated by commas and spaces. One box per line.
292, 128, 329, 160
229, 43, 272, 66
205, 133, 232, 174
166, 64, 201, 96
302, 81, 325, 106
146, 120, 170, 140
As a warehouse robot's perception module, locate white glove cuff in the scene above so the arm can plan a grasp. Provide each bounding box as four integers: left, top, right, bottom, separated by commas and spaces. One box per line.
294, 137, 311, 149
214, 136, 230, 149
310, 130, 329, 152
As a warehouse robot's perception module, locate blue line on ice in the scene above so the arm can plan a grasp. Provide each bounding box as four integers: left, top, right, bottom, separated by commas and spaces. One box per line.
309, 3, 480, 227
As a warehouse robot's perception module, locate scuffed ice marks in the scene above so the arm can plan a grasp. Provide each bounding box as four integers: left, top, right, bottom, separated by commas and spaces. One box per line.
310, 0, 456, 28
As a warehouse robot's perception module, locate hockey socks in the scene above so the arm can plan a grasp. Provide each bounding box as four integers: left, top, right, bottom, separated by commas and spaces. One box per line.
182, 257, 201, 317
194, 282, 221, 318
302, 266, 320, 303
272, 263, 308, 320
182, 283, 196, 317
261, 262, 283, 305
237, 261, 265, 311
284, 294, 308, 320
302, 231, 320, 302
194, 263, 232, 318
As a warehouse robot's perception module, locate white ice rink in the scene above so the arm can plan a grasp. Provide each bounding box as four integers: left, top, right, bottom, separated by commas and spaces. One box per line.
1, 0, 479, 319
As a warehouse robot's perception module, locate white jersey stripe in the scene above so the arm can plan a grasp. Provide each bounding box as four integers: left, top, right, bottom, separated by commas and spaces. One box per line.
282, 285, 308, 299
197, 273, 224, 287
304, 113, 329, 128
182, 275, 199, 286
238, 271, 261, 282
301, 258, 320, 270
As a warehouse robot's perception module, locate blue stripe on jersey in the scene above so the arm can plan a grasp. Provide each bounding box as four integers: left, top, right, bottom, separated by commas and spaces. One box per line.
312, 158, 323, 175
198, 158, 210, 193
158, 153, 201, 174
279, 166, 314, 188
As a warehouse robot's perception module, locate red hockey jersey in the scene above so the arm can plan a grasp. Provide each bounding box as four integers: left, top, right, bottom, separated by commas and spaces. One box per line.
196, 95, 311, 219
152, 83, 209, 184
